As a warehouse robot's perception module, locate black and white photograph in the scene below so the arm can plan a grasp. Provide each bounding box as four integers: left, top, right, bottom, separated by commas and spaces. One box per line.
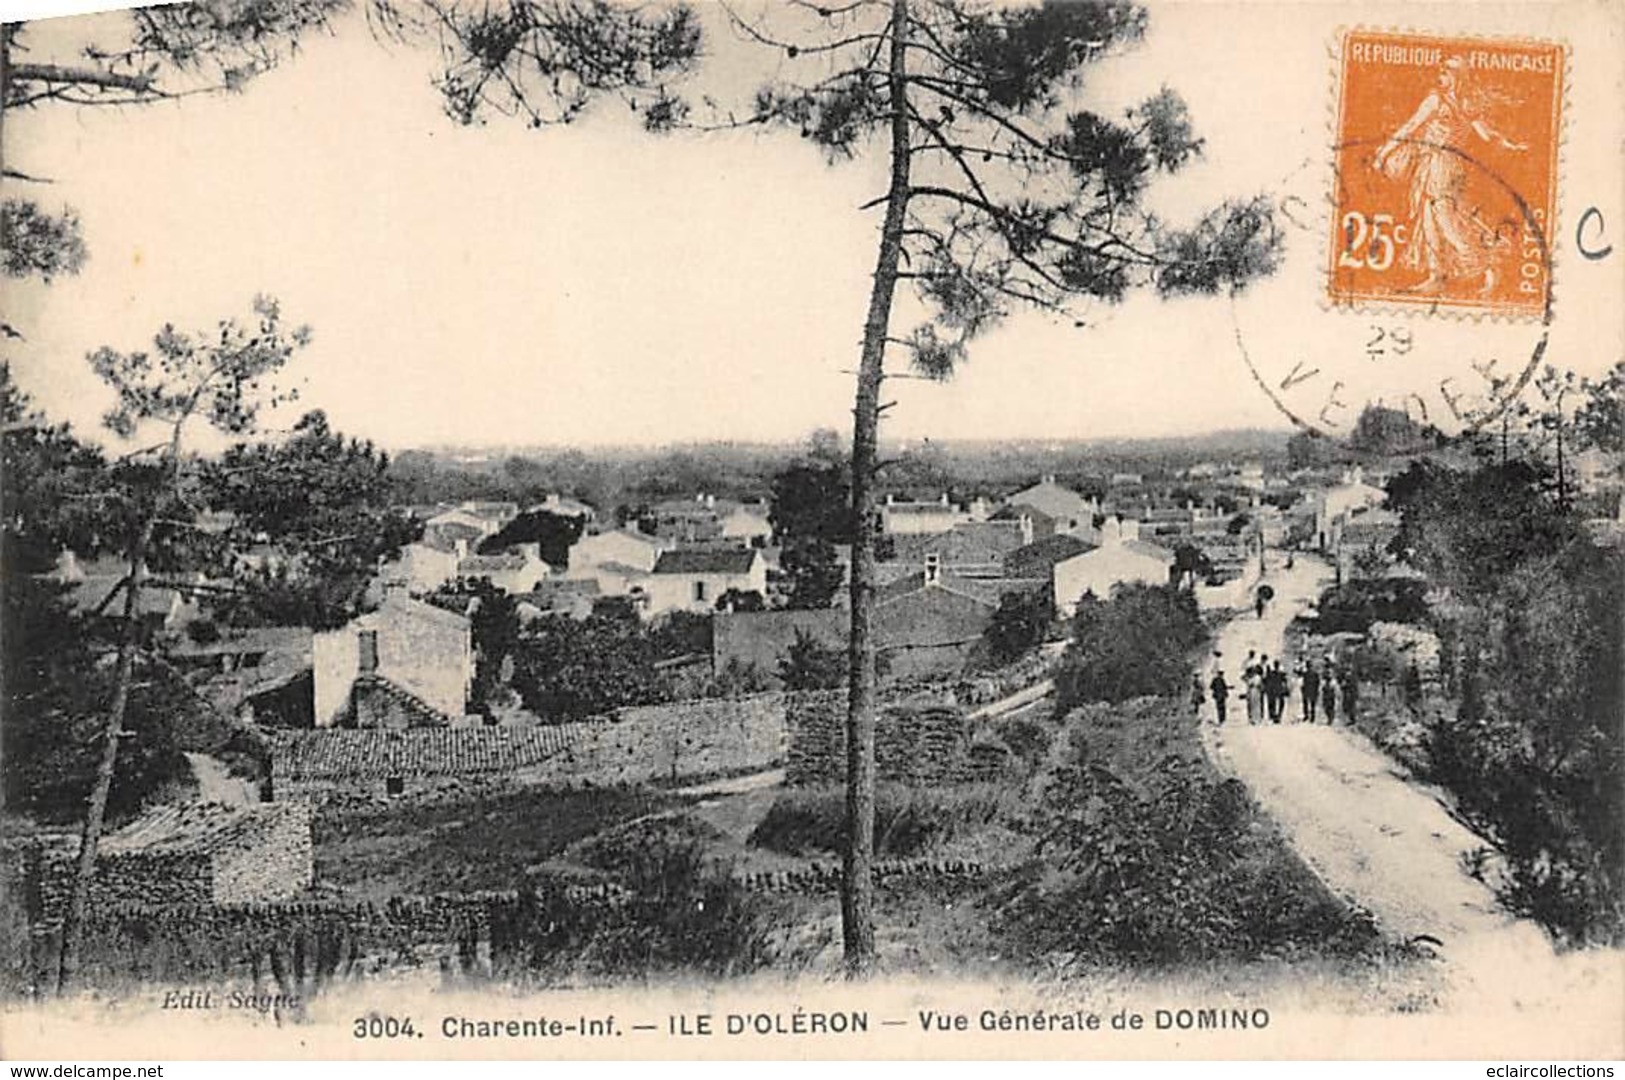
0, 0, 1621, 1062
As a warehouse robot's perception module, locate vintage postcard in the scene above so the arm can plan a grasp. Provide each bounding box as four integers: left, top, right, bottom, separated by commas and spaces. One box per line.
1, 0, 1621, 1064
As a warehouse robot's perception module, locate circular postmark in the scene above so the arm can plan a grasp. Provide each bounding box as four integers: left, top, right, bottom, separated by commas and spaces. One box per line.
1231, 132, 1555, 445
1229, 28, 1566, 447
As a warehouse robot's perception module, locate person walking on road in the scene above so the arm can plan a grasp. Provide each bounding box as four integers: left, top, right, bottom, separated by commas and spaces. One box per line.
1321, 663, 1340, 725
1209, 670, 1230, 726
1301, 660, 1322, 723
1244, 652, 1263, 724
1191, 673, 1206, 717
1341, 667, 1361, 725
1266, 660, 1288, 723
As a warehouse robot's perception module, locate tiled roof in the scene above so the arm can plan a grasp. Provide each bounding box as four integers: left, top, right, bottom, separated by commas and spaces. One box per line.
459, 553, 528, 572
1123, 539, 1177, 563
592, 560, 647, 577
1003, 480, 1094, 521
889, 521, 1027, 565
1004, 534, 1095, 577
169, 627, 312, 658
102, 802, 310, 857
268, 726, 592, 780
64, 576, 183, 618
653, 549, 758, 575
875, 570, 1034, 609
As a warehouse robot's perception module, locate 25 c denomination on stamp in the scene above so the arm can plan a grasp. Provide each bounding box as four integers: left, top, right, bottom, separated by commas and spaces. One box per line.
1328, 30, 1565, 318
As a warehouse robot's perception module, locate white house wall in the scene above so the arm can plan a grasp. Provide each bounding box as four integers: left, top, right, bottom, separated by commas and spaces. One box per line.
1054, 548, 1174, 618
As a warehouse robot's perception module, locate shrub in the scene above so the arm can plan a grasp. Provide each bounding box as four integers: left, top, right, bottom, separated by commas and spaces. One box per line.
507, 817, 775, 978
1054, 583, 1207, 707
1312, 577, 1429, 635
993, 742, 1377, 964
992, 715, 1052, 773
749, 785, 1009, 860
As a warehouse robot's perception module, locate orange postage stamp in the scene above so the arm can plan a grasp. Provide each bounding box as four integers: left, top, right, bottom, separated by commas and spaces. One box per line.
1327, 30, 1565, 318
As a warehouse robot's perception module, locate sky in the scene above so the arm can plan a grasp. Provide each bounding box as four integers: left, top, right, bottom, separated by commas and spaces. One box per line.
4, 0, 1621, 452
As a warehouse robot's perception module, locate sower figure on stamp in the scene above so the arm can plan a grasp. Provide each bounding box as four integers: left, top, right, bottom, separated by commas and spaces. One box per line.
1372, 55, 1528, 298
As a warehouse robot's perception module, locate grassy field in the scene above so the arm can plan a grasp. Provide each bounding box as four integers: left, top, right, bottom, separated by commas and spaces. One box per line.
314, 786, 677, 901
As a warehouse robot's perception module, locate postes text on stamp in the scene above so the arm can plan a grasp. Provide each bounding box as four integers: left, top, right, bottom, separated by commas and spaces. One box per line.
1328, 30, 1564, 318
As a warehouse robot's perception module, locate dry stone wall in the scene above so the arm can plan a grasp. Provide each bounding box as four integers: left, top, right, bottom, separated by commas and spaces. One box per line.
786, 691, 990, 787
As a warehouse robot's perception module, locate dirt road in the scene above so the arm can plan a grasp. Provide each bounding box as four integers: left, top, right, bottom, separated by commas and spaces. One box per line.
1196, 553, 1621, 1020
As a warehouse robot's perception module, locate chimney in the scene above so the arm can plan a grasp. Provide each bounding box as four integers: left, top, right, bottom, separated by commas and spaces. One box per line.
1019, 513, 1034, 546
886, 493, 895, 506
706, 494, 716, 509
1103, 517, 1123, 545
970, 496, 989, 522
924, 552, 942, 586
939, 492, 950, 507
695, 493, 706, 504
1351, 465, 1365, 486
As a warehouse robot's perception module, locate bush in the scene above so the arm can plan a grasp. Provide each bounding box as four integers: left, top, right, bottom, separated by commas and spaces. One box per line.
509, 817, 774, 978
1054, 583, 1208, 707
992, 715, 1052, 772
1312, 577, 1429, 635
749, 785, 1009, 860
992, 723, 1378, 964
1424, 539, 1624, 945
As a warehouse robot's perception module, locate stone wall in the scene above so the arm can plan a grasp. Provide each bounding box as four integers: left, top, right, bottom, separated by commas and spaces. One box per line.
785, 691, 988, 787
35, 845, 215, 927
549, 694, 789, 785
271, 695, 789, 798
212, 803, 314, 903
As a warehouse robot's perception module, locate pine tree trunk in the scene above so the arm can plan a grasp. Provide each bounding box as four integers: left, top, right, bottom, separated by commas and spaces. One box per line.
56, 519, 153, 993
842, 0, 910, 979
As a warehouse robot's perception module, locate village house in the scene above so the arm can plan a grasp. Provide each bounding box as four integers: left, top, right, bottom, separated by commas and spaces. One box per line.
564, 527, 673, 597
267, 725, 585, 801
515, 578, 600, 622
644, 548, 768, 616
569, 527, 670, 573
879, 493, 972, 535
1001, 475, 1100, 536
49, 551, 200, 636
1052, 518, 1175, 618
884, 518, 1033, 579
312, 591, 473, 728
1310, 466, 1387, 552
169, 626, 315, 726
1002, 533, 1096, 581
874, 557, 1046, 677
454, 544, 551, 594
647, 494, 731, 542
531, 493, 597, 528
1573, 447, 1623, 496
1338, 504, 1403, 576
719, 501, 774, 547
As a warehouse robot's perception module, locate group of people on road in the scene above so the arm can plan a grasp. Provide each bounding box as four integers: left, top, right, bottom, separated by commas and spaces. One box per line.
1195, 650, 1360, 727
